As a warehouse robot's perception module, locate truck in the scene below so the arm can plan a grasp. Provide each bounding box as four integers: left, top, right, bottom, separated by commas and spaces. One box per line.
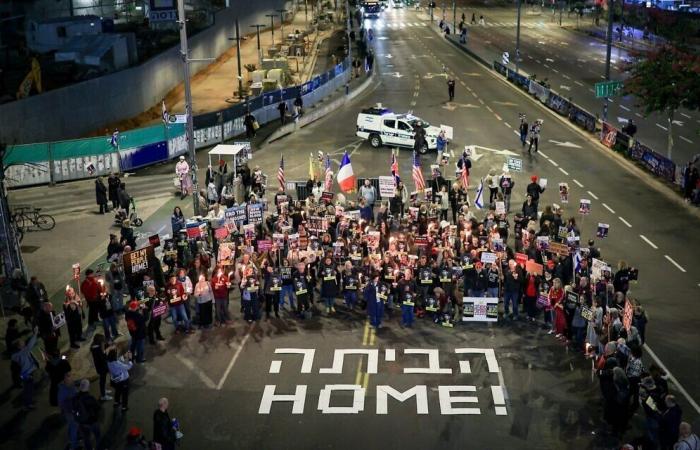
356, 104, 443, 154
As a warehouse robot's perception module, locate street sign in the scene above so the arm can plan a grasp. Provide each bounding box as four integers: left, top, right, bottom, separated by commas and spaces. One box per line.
594, 80, 623, 98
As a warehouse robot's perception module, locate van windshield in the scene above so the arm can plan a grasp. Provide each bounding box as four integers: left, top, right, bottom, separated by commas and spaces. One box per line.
407, 118, 430, 128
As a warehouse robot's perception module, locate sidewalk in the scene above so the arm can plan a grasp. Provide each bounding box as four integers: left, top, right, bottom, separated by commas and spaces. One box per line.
90, 5, 345, 134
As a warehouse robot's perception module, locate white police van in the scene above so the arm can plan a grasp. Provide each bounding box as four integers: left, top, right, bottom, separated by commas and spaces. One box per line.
356, 104, 442, 153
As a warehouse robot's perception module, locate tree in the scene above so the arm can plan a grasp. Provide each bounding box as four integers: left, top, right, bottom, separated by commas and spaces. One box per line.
624, 45, 700, 160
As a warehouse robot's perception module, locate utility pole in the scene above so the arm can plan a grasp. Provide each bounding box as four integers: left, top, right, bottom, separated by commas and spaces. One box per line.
602, 0, 614, 122
0, 144, 26, 283
276, 9, 289, 41
452, 0, 457, 32
515, 0, 522, 73
251, 24, 265, 66
305, 0, 308, 28
177, 0, 213, 216
228, 19, 246, 101
345, 0, 352, 60
266, 14, 278, 47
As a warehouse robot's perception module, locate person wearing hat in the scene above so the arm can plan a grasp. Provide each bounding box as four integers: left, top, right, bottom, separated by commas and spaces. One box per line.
125, 300, 147, 363
526, 175, 545, 209
125, 426, 149, 450
73, 379, 101, 450
175, 155, 191, 200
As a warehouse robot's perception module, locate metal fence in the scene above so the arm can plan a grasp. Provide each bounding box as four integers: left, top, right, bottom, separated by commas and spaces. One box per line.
4, 59, 351, 188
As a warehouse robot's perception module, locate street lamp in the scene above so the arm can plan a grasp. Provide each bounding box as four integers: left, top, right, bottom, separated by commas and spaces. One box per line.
228, 19, 247, 101
266, 13, 278, 47
276, 9, 289, 42
602, 0, 614, 122
515, 0, 522, 74
251, 24, 265, 66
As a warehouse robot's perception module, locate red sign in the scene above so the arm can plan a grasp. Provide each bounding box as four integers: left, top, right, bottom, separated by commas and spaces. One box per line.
214, 227, 229, 240
414, 236, 429, 247
623, 300, 633, 332
525, 260, 543, 276
515, 253, 527, 268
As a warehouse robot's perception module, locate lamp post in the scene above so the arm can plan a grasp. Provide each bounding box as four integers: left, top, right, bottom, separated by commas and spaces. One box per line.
250, 24, 265, 66
276, 9, 289, 42
228, 19, 247, 101
602, 0, 614, 122
266, 13, 278, 46
515, 0, 522, 73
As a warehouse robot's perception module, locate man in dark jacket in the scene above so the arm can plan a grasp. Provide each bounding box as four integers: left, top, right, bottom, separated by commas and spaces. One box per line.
526, 175, 545, 208
95, 176, 108, 214
117, 182, 131, 215
107, 173, 120, 209
278, 101, 288, 124
153, 397, 178, 450
73, 379, 101, 450
243, 111, 257, 138
125, 301, 147, 363
503, 265, 523, 320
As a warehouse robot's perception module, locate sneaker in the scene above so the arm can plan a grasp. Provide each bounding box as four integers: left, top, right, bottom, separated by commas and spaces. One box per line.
547, 330, 554, 335
100, 395, 113, 401
326, 307, 330, 314
331, 307, 336, 313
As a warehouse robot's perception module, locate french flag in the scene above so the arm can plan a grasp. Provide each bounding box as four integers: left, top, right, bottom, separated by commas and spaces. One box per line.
337, 151, 356, 193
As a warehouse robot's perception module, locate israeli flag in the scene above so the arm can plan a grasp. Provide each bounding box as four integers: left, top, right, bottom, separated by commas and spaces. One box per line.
574, 250, 582, 273
474, 178, 484, 209
110, 130, 119, 148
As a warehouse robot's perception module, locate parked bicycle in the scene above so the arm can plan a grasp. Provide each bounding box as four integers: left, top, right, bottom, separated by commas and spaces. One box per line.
11, 204, 56, 233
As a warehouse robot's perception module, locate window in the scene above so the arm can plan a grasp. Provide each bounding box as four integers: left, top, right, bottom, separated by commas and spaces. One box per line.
398, 121, 411, 131
383, 119, 396, 128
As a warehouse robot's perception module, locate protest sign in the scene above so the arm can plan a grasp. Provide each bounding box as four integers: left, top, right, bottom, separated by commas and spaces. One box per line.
148, 234, 161, 248
257, 239, 273, 251
321, 191, 334, 203
151, 303, 167, 318
548, 241, 570, 257
579, 199, 591, 215
506, 157, 523, 172
440, 124, 454, 140
565, 291, 580, 307
273, 233, 286, 249
539, 178, 547, 189
72, 263, 80, 281
379, 176, 396, 198
243, 224, 256, 240
288, 233, 299, 250
623, 300, 633, 331
559, 183, 569, 203
495, 201, 505, 215
581, 306, 594, 321
536, 236, 550, 250
491, 238, 504, 252
558, 226, 568, 240
247, 203, 264, 224
591, 258, 611, 281
214, 227, 229, 240
525, 260, 543, 275
480, 252, 497, 264
597, 223, 609, 238
217, 242, 236, 265
515, 252, 528, 268
122, 245, 155, 276
414, 236, 429, 247
51, 312, 66, 330
461, 297, 499, 322
366, 231, 380, 249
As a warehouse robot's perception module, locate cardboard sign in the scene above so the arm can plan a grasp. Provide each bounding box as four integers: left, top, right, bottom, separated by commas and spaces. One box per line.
272, 233, 285, 249
225, 206, 247, 227
72, 263, 81, 281
491, 238, 504, 252
151, 303, 167, 318
506, 157, 522, 172
461, 297, 499, 322
214, 227, 229, 240
480, 252, 497, 264
596, 223, 609, 238
581, 306, 594, 321
321, 191, 335, 203
51, 312, 66, 330
148, 234, 161, 248
525, 260, 543, 275
515, 252, 528, 268
565, 291, 580, 306
257, 239, 273, 251
122, 245, 155, 276
288, 233, 299, 250
414, 236, 429, 247
495, 201, 505, 215
538, 178, 547, 189
557, 226, 568, 240
579, 199, 591, 215
217, 242, 236, 265
548, 241, 570, 257
559, 183, 569, 204
591, 258, 611, 281
439, 124, 454, 140
366, 231, 380, 249
378, 176, 396, 198
623, 300, 633, 331
247, 203, 264, 224
536, 236, 549, 250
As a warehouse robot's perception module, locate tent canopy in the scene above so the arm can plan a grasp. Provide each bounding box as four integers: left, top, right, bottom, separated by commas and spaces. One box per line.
208, 144, 247, 157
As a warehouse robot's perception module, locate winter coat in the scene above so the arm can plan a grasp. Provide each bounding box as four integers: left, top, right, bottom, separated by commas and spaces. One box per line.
95, 179, 108, 205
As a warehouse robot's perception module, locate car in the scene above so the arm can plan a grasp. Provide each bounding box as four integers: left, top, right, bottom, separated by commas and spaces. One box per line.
356, 104, 443, 153
393, 0, 404, 8
361, 0, 382, 17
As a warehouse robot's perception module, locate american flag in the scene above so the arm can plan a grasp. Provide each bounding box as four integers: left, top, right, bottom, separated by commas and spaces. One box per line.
324, 154, 333, 191
390, 149, 400, 183
412, 151, 425, 192
277, 156, 285, 190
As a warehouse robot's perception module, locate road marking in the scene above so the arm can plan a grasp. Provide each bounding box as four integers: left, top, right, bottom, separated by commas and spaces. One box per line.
505, 122, 512, 128
410, 100, 417, 106
619, 216, 632, 227
494, 114, 502, 121
562, 74, 570, 79
216, 330, 252, 390
175, 353, 217, 389
602, 203, 615, 214
547, 158, 559, 167
680, 112, 691, 119
644, 344, 700, 416
478, 98, 485, 105
619, 105, 630, 111
362, 319, 370, 345
588, 88, 595, 93
559, 167, 569, 175
639, 234, 658, 249
656, 123, 668, 131
369, 327, 376, 346
538, 150, 549, 158
552, 68, 559, 73
680, 136, 693, 144
635, 113, 643, 118
572, 179, 584, 188
586, 190, 599, 200
485, 106, 494, 113
664, 255, 686, 273
460, 80, 466, 86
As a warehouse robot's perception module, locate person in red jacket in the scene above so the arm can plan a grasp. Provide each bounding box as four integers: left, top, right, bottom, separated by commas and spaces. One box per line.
80, 269, 101, 330
165, 274, 191, 333
210, 267, 231, 326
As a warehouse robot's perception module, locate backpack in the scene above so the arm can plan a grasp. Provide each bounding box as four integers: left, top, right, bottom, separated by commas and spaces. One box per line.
72, 394, 94, 424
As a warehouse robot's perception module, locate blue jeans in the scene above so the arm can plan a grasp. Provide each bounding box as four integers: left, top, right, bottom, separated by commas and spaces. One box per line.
323, 296, 335, 308
170, 303, 190, 330
543, 309, 552, 326
129, 337, 145, 362
66, 417, 79, 449
215, 297, 229, 323
344, 291, 357, 308
401, 304, 414, 327
21, 373, 34, 407
102, 315, 118, 342
487, 287, 499, 299
279, 285, 296, 309
504, 290, 520, 318
110, 290, 124, 313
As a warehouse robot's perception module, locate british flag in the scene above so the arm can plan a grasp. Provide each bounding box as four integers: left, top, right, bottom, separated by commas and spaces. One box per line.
412, 151, 425, 192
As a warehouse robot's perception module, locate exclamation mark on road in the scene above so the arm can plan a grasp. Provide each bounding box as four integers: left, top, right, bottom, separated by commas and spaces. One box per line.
490, 386, 508, 416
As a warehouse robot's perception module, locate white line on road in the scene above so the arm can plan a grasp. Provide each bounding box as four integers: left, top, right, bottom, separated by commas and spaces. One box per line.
588, 88, 595, 93
680, 112, 691, 119
635, 113, 643, 118
602, 203, 615, 214
538, 150, 549, 158
656, 123, 668, 131
664, 255, 687, 273
644, 344, 700, 416
175, 353, 217, 389
680, 136, 694, 144
619, 216, 632, 227
572, 179, 584, 188
505, 122, 512, 128
410, 101, 417, 106
485, 105, 494, 113
552, 68, 559, 73
619, 105, 630, 111
586, 190, 599, 200
639, 234, 658, 249
559, 167, 569, 175
574, 80, 584, 86
513, 130, 520, 136
562, 74, 570, 79
217, 330, 252, 390
547, 158, 559, 167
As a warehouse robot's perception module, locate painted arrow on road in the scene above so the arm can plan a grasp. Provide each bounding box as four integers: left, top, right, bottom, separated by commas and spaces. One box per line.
471, 145, 520, 156
423, 73, 447, 79
545, 58, 555, 62
559, 85, 571, 91
381, 53, 394, 59
442, 102, 480, 111
672, 120, 684, 126
548, 139, 582, 149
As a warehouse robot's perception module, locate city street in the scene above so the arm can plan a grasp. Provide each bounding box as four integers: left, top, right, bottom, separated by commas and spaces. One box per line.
1, 5, 699, 450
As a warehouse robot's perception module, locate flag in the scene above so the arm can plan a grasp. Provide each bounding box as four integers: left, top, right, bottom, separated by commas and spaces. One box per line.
277, 156, 285, 190
460, 156, 470, 188
411, 151, 425, 192
324, 154, 333, 191
574, 250, 582, 273
308, 153, 315, 181
474, 178, 484, 209
390, 149, 400, 183
110, 130, 119, 148
337, 151, 356, 193
162, 100, 169, 124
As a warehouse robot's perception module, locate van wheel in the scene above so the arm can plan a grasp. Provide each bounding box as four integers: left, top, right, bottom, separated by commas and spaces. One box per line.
418, 142, 429, 154
369, 134, 382, 148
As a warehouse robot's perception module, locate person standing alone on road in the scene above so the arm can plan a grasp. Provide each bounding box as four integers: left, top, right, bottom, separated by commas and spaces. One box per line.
153, 398, 178, 450
175, 155, 191, 200
278, 100, 288, 125
107, 173, 120, 210
528, 120, 541, 154
519, 115, 529, 147
95, 176, 108, 214
447, 78, 455, 101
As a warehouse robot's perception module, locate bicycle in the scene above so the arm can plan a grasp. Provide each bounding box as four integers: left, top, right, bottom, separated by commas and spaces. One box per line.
11, 205, 56, 232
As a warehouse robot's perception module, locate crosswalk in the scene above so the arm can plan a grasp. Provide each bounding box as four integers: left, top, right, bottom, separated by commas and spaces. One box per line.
375, 21, 550, 29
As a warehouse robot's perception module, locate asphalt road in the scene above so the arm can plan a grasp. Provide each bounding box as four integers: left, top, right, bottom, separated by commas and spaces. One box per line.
426, 7, 699, 165
2, 6, 699, 449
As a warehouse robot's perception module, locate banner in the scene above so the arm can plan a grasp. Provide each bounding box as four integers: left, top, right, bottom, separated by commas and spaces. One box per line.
378, 176, 396, 198
600, 122, 618, 148
462, 297, 499, 322
122, 245, 156, 276
528, 80, 550, 103
546, 92, 571, 116
628, 141, 676, 183
568, 106, 596, 132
